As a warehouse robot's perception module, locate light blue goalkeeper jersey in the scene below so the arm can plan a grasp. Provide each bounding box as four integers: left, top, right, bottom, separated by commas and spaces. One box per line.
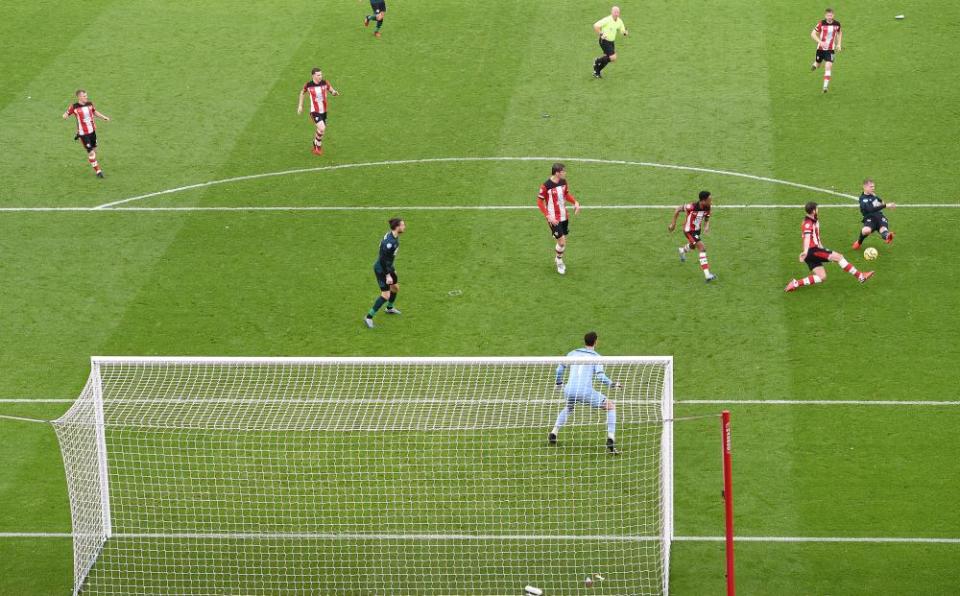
556, 347, 614, 395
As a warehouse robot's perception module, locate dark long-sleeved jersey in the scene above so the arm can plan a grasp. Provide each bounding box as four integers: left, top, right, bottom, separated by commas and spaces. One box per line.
375, 231, 400, 273
859, 193, 887, 220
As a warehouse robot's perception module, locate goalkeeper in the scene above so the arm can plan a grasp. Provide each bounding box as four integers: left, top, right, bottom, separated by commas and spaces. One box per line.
549, 331, 622, 454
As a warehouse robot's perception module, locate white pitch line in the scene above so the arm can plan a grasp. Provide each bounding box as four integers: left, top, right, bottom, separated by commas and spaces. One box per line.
677, 400, 960, 406
0, 398, 658, 405
4, 398, 960, 406
0, 532, 656, 541
90, 156, 861, 210
0, 533, 72, 537
2, 203, 958, 213
1, 532, 958, 544
0, 398, 72, 403
676, 536, 960, 544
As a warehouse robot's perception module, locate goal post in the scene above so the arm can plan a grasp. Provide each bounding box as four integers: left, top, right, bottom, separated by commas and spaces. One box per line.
53, 356, 675, 595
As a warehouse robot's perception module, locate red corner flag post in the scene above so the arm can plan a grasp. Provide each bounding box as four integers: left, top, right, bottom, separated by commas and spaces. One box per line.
721, 410, 735, 595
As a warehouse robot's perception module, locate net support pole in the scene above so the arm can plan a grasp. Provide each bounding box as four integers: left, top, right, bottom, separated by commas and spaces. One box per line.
661, 358, 674, 596
721, 410, 735, 596
91, 361, 113, 539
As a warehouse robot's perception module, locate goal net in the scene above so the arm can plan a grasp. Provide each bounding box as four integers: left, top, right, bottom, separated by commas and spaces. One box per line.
53, 356, 673, 595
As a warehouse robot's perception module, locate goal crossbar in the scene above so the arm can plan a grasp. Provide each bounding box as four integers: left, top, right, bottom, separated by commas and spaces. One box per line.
90, 355, 674, 365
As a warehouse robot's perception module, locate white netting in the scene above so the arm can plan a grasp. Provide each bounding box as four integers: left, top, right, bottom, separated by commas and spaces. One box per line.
53, 357, 673, 595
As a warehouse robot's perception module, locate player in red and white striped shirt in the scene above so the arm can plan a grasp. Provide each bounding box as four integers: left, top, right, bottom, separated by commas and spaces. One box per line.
536, 163, 581, 275
297, 68, 339, 156
668, 190, 717, 283
810, 8, 842, 93
785, 202, 873, 292
62, 90, 111, 178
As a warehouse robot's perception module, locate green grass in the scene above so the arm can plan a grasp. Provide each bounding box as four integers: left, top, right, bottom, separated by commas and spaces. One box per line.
2, 0, 960, 593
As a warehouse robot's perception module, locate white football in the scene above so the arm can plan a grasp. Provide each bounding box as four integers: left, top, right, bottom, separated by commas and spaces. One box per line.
864, 247, 879, 260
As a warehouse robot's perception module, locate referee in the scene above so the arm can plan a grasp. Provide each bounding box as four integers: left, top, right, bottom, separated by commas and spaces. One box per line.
593, 6, 628, 78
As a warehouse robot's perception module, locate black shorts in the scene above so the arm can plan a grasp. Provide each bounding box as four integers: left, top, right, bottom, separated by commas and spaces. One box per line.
370, 1, 386, 14
375, 268, 397, 291
862, 215, 889, 232
804, 247, 833, 270
76, 132, 97, 152
550, 219, 570, 239
684, 230, 702, 246
311, 112, 327, 124
815, 49, 835, 63
599, 38, 616, 56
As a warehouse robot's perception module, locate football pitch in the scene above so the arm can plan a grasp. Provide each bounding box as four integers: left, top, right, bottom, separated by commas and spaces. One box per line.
2, 0, 960, 593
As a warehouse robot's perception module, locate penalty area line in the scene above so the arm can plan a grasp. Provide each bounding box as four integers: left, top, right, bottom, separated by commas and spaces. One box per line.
1, 532, 958, 544
3, 398, 960, 406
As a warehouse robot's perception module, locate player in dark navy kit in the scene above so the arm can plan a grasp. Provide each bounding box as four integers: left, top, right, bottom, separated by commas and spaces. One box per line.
365, 218, 405, 328
364, 0, 387, 37
852, 178, 896, 249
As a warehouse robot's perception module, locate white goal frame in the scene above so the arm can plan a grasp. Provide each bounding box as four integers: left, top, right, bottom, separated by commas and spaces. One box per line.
57, 355, 675, 595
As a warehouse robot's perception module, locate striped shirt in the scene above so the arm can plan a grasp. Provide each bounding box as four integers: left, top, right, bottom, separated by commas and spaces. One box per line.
801, 216, 823, 249
683, 202, 711, 233
537, 178, 577, 222
814, 20, 842, 50
67, 102, 97, 135
303, 80, 332, 114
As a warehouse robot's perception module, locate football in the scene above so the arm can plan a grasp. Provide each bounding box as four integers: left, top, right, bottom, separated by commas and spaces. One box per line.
864, 247, 879, 260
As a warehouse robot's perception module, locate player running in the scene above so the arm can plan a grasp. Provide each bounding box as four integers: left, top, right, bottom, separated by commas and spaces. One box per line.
62, 90, 110, 178
537, 163, 581, 275
592, 6, 628, 79
549, 331, 622, 455
363, 0, 387, 38
811, 8, 842, 93
364, 218, 405, 328
668, 190, 717, 283
853, 178, 896, 249
785, 202, 874, 292
297, 68, 339, 156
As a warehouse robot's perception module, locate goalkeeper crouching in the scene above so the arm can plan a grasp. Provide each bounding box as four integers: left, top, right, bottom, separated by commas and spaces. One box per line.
549, 331, 622, 455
